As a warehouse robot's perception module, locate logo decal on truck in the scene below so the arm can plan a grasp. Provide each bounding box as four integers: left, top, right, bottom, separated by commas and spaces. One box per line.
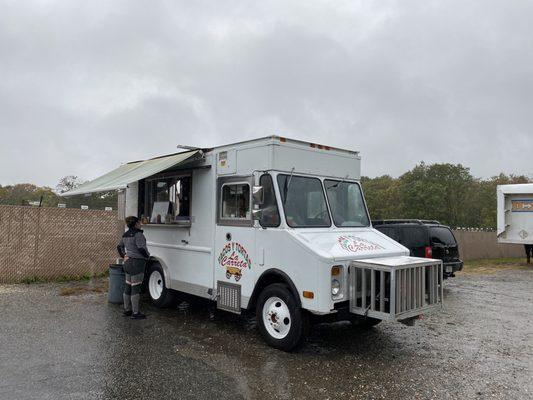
218, 242, 252, 282
338, 235, 383, 252
512, 199, 533, 212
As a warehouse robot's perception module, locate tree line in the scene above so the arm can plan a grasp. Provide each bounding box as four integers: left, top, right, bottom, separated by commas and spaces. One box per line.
361, 163, 529, 229
0, 165, 529, 228
0, 176, 117, 210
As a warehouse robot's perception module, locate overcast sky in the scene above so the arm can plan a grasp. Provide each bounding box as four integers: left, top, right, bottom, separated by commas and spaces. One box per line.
1, 0, 532, 187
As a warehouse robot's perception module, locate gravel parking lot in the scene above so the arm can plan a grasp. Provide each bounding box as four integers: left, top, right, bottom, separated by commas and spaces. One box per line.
1, 266, 532, 400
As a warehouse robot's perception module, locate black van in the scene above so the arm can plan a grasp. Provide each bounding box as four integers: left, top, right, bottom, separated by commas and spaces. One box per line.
372, 219, 463, 278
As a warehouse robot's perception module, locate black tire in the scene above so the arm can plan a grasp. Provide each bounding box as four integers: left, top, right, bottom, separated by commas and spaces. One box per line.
256, 283, 308, 351
349, 315, 382, 329
147, 263, 176, 308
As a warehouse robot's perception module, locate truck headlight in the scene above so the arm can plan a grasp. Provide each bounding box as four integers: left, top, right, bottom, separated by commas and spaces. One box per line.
331, 265, 343, 299
331, 279, 341, 296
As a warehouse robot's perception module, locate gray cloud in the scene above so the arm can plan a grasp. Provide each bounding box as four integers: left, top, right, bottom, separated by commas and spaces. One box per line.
1, 0, 532, 187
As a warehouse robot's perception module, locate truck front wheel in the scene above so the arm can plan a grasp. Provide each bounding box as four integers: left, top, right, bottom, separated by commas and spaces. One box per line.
256, 283, 308, 351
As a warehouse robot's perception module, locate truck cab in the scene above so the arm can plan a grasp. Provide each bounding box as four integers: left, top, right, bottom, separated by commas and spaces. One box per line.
65, 136, 444, 351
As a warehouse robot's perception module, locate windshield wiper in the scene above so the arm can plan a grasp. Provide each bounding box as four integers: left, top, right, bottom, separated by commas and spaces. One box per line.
328, 175, 349, 189
283, 168, 295, 204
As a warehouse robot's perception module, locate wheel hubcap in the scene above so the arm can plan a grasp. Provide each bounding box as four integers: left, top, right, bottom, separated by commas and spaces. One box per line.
262, 297, 291, 339
149, 270, 164, 300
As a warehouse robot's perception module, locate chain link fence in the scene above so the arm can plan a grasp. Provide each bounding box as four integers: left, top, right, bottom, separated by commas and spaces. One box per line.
0, 205, 123, 284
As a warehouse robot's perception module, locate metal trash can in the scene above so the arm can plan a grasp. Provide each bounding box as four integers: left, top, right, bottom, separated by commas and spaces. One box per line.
108, 264, 125, 304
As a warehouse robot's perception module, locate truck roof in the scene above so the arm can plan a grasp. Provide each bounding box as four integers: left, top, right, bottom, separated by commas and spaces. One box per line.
497, 183, 533, 194
129, 136, 359, 165
208, 135, 361, 179
207, 135, 359, 156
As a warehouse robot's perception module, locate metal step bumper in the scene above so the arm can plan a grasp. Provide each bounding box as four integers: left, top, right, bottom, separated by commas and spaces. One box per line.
349, 256, 443, 322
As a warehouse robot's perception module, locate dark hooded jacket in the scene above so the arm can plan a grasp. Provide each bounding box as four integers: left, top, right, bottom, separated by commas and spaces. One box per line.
117, 228, 150, 260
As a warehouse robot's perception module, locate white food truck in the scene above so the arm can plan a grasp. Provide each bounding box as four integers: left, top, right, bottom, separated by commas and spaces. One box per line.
66, 136, 443, 351
497, 183, 533, 244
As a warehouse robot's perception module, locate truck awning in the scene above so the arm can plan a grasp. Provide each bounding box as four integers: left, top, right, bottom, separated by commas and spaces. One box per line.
62, 150, 201, 197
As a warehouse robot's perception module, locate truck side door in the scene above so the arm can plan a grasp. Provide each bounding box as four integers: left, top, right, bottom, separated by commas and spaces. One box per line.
214, 176, 256, 312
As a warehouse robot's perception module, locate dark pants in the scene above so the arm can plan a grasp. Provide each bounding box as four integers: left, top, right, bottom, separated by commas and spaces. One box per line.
525, 245, 533, 263
123, 259, 146, 313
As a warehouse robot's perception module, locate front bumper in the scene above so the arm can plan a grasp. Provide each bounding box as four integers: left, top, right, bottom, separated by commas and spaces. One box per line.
349, 256, 443, 322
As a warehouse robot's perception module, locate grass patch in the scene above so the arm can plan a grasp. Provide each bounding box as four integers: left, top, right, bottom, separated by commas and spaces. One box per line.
21, 276, 46, 285
58, 287, 78, 296
55, 271, 108, 283
59, 285, 107, 296
20, 271, 109, 285
461, 258, 532, 275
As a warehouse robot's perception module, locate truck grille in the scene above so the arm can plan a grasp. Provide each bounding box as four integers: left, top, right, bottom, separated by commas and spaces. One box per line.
349, 257, 443, 321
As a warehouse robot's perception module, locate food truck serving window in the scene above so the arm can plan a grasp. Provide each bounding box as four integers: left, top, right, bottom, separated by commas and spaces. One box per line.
220, 183, 251, 221
144, 175, 191, 224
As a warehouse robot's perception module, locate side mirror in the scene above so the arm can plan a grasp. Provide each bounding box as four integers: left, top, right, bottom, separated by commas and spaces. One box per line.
252, 209, 263, 220
252, 186, 264, 205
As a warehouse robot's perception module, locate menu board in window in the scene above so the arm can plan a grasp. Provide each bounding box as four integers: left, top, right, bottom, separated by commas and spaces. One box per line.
150, 201, 171, 223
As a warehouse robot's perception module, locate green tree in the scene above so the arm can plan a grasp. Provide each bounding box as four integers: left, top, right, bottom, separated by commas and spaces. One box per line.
60, 191, 118, 210
0, 183, 61, 207
361, 175, 401, 220
362, 164, 530, 229
0, 178, 118, 211
396, 163, 475, 227
472, 173, 529, 228
53, 175, 118, 210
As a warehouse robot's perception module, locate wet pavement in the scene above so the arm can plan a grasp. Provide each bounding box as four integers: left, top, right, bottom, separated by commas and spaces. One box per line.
1, 269, 532, 400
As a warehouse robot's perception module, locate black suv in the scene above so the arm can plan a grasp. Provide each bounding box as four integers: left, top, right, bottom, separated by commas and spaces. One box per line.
372, 219, 463, 278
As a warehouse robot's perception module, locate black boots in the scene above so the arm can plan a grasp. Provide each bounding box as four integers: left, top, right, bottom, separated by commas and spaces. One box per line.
131, 312, 146, 320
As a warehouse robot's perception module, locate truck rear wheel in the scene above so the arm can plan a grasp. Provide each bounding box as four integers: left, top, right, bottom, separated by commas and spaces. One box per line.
147, 263, 176, 308
256, 283, 308, 351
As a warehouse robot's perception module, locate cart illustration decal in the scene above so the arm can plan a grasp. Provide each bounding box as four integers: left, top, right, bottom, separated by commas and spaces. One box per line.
338, 235, 383, 252
218, 242, 252, 281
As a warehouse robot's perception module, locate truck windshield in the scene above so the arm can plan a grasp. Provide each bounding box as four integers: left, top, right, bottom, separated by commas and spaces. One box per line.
324, 180, 370, 227
277, 175, 331, 227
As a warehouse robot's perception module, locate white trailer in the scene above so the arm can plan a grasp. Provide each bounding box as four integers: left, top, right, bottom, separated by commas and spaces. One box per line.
66, 136, 443, 351
497, 183, 533, 244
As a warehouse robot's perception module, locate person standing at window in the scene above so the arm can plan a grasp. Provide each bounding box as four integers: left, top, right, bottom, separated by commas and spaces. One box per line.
117, 216, 150, 319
